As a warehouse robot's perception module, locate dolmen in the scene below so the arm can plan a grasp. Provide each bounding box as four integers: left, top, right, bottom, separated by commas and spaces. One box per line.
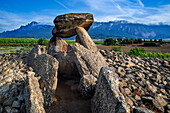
48, 13, 107, 98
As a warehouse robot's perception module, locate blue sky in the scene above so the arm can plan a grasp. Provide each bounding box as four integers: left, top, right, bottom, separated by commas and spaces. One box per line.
0, 0, 170, 32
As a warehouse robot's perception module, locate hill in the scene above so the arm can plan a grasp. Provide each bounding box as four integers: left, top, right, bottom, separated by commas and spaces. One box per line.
0, 21, 170, 39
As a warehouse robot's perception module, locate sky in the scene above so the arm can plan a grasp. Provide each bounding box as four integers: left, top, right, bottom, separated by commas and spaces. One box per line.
0, 0, 170, 32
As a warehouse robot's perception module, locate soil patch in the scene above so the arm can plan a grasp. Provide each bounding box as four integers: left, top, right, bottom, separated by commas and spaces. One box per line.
46, 74, 91, 113
97, 43, 170, 53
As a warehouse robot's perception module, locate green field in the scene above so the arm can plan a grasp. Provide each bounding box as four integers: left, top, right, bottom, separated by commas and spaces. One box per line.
0, 38, 104, 45
0, 38, 39, 44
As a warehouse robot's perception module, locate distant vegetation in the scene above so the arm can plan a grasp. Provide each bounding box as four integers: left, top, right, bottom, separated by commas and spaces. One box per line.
104, 38, 143, 46
38, 38, 49, 45
0, 38, 104, 45
125, 48, 170, 59
110, 47, 122, 52
103, 38, 170, 46
0, 46, 33, 54
0, 38, 39, 44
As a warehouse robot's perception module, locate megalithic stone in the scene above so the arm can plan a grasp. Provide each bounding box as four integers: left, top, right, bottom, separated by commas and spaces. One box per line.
48, 36, 72, 55
76, 26, 98, 52
52, 13, 94, 38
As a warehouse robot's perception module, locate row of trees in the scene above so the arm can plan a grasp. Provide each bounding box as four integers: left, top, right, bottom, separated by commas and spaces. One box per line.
104, 38, 143, 45
104, 38, 163, 46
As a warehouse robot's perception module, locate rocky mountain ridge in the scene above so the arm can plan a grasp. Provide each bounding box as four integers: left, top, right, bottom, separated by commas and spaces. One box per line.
1, 21, 170, 39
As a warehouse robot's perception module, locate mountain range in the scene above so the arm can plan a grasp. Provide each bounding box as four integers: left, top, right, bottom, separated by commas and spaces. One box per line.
0, 21, 170, 40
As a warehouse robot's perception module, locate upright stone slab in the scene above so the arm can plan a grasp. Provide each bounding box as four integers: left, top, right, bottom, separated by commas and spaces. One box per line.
48, 36, 79, 76
76, 27, 98, 52
72, 43, 107, 98
91, 67, 130, 113
24, 72, 45, 113
26, 45, 59, 106
48, 36, 72, 54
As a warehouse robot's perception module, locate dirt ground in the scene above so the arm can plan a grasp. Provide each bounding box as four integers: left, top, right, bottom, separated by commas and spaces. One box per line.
97, 43, 170, 53
46, 74, 91, 113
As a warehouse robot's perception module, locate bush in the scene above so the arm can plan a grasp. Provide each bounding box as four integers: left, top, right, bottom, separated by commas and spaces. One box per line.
110, 47, 122, 52
128, 48, 146, 56
38, 38, 49, 45
144, 42, 158, 46
125, 48, 170, 59
104, 38, 116, 45
121, 38, 133, 44
117, 38, 122, 42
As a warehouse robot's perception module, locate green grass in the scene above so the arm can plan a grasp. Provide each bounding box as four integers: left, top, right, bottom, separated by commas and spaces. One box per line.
110, 47, 122, 52
0, 46, 15, 50
65, 40, 75, 44
0, 38, 39, 44
0, 46, 34, 54
93, 41, 104, 45
125, 48, 170, 59
0, 38, 105, 45
163, 40, 170, 43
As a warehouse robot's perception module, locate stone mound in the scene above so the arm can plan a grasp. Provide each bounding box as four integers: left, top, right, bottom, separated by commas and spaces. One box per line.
92, 50, 170, 113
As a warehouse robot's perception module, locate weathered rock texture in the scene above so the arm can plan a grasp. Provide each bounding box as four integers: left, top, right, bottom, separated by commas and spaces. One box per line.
48, 36, 79, 76
72, 43, 107, 98
25, 72, 45, 113
52, 13, 93, 38
26, 45, 59, 106
48, 36, 72, 54
91, 67, 131, 113
97, 50, 170, 113
0, 53, 45, 113
76, 27, 98, 52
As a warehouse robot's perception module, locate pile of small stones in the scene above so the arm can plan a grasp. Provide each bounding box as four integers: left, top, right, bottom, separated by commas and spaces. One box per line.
100, 49, 170, 113
0, 53, 28, 112
0, 53, 45, 113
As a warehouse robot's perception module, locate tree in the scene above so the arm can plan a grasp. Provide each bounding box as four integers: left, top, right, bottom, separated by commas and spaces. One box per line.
104, 38, 115, 45
137, 38, 142, 44
117, 38, 122, 42
154, 39, 157, 42
150, 39, 153, 42
159, 39, 163, 43
38, 38, 49, 45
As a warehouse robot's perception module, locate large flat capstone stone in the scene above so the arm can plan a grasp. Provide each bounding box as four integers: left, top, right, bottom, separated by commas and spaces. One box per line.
52, 13, 94, 38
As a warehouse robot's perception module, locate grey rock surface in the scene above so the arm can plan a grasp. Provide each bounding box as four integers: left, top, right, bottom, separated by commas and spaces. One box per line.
52, 13, 93, 38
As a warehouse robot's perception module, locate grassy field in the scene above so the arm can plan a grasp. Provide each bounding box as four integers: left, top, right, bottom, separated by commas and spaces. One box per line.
0, 38, 170, 59
0, 38, 104, 45
0, 38, 39, 44
0, 46, 33, 54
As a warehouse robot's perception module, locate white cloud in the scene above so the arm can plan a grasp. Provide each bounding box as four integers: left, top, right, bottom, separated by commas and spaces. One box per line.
83, 0, 170, 25
54, 0, 72, 11
0, 10, 55, 32
0, 0, 170, 32
137, 0, 144, 7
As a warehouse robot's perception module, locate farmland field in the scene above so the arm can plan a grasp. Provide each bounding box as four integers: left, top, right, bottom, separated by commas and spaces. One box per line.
97, 43, 170, 53
0, 38, 170, 54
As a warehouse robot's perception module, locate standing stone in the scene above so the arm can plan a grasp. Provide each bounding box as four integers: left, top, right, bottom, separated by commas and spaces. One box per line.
48, 36, 79, 76
26, 45, 46, 68
72, 43, 107, 78
48, 36, 72, 54
26, 46, 59, 106
24, 72, 45, 113
76, 27, 98, 52
72, 43, 107, 98
91, 67, 130, 113
52, 13, 94, 38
